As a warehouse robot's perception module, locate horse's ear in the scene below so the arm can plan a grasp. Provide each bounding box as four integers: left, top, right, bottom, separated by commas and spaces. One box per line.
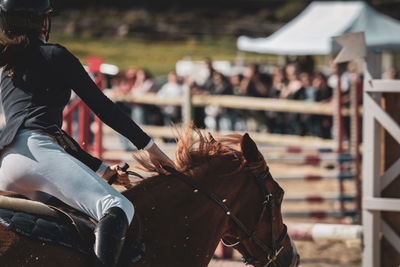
240, 133, 260, 162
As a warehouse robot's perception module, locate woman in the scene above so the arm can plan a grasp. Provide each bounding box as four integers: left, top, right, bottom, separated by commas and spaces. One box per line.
0, 1, 175, 266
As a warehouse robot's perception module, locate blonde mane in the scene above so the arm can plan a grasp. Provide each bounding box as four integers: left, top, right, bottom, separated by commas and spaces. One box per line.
134, 128, 267, 177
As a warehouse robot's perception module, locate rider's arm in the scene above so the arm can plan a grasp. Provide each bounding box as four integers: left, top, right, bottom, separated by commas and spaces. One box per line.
50, 44, 152, 150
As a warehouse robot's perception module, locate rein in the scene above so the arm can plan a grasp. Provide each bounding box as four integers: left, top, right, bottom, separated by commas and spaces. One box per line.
162, 165, 288, 267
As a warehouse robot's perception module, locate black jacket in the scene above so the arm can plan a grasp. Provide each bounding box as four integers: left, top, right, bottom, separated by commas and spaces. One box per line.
0, 40, 151, 165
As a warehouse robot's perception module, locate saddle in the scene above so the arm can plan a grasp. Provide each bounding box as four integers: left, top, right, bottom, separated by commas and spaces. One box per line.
0, 191, 145, 265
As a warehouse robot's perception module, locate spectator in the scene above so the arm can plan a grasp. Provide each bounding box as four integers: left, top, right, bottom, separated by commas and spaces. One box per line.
239, 63, 270, 97
266, 66, 286, 133
157, 71, 184, 125
239, 63, 271, 133
113, 67, 137, 94
299, 72, 316, 136
280, 64, 305, 135
269, 66, 286, 98
190, 58, 216, 129
280, 64, 304, 100
131, 69, 157, 97
314, 72, 333, 102
130, 69, 162, 126
201, 57, 216, 92
210, 71, 233, 96
204, 72, 234, 131
229, 73, 243, 96
312, 72, 333, 138
229, 73, 247, 131
300, 72, 315, 102
112, 68, 138, 151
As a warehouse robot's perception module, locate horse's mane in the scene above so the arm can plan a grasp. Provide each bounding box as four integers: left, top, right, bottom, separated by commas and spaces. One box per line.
134, 128, 267, 178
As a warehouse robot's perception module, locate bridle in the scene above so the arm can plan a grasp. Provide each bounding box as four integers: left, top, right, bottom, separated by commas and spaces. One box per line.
221, 169, 287, 266
163, 165, 288, 267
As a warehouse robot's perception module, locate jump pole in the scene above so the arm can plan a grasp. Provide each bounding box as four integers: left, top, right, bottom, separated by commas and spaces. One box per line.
264, 153, 354, 165
275, 172, 355, 182
284, 193, 356, 203
283, 210, 357, 219
287, 223, 362, 242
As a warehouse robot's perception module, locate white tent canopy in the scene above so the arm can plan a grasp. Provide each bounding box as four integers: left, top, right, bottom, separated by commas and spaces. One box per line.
237, 1, 400, 55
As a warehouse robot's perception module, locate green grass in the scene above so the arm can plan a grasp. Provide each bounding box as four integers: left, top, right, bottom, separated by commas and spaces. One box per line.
49, 34, 400, 78
50, 35, 278, 77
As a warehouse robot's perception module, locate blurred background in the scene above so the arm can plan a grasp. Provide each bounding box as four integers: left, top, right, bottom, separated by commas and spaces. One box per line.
50, 0, 400, 75
49, 1, 400, 266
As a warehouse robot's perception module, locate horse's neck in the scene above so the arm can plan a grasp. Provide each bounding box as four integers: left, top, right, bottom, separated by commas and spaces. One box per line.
124, 162, 244, 266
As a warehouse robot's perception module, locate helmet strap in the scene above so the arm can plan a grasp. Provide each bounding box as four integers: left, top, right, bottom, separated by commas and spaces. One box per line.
42, 16, 51, 42
45, 17, 51, 41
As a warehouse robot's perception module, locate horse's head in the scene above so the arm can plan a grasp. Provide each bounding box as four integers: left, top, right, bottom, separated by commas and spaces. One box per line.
221, 133, 300, 267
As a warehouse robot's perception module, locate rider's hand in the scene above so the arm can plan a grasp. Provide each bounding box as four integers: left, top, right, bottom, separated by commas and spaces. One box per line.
103, 165, 133, 189
146, 143, 176, 174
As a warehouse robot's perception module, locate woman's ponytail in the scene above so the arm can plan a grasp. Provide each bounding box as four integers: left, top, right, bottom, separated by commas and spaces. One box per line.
0, 13, 45, 75
0, 34, 32, 74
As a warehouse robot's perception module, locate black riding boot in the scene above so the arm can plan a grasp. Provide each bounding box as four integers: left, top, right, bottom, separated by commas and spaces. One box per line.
93, 207, 129, 267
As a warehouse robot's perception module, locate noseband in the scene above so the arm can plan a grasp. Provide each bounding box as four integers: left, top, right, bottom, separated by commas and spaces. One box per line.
163, 166, 288, 267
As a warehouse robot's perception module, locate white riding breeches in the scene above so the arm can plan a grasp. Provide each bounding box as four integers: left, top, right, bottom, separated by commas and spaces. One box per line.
0, 129, 134, 224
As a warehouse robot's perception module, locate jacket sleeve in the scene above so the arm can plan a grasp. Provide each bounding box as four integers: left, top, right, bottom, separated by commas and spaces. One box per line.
50, 45, 152, 150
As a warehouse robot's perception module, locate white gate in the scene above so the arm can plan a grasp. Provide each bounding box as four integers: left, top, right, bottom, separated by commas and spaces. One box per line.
333, 31, 400, 267
362, 62, 400, 267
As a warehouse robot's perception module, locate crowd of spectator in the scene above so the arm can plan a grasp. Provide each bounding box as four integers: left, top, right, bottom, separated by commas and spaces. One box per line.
112, 58, 366, 147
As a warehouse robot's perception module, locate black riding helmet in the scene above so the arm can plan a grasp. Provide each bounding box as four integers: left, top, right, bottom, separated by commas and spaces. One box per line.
0, 0, 53, 41
0, 0, 53, 15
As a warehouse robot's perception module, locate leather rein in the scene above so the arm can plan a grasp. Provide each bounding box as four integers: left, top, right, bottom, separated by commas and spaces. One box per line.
162, 165, 288, 267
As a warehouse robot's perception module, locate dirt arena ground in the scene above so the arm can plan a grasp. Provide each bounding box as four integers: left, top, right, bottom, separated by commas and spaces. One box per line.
103, 134, 362, 267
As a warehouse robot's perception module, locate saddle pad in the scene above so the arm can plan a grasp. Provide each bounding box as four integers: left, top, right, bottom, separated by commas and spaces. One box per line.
0, 208, 145, 264
0, 208, 92, 254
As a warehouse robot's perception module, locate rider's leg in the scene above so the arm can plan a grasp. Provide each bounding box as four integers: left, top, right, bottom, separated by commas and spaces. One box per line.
0, 129, 135, 266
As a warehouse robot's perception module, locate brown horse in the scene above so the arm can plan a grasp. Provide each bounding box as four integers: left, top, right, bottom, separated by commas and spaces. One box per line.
0, 131, 299, 267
